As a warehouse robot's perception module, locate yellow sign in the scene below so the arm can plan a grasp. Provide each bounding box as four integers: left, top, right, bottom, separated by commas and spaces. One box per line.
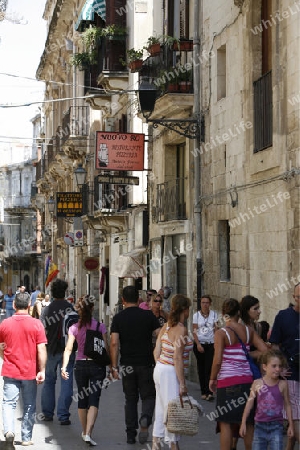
56, 192, 83, 217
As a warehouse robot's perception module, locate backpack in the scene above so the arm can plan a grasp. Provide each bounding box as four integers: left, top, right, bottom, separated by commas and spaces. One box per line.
58, 309, 79, 351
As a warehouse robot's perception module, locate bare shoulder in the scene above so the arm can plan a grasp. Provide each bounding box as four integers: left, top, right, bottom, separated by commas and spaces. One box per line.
278, 379, 288, 392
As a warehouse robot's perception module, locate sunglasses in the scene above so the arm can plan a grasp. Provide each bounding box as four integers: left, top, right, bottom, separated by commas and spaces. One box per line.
154, 299, 163, 303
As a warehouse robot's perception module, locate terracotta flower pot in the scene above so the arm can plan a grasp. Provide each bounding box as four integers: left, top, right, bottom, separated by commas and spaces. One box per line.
129, 59, 143, 72
148, 43, 161, 56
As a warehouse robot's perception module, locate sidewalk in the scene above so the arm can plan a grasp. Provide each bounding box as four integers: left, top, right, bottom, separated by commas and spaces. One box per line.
0, 368, 221, 449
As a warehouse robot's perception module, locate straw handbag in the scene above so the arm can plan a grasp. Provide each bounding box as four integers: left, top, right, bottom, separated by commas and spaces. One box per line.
166, 394, 203, 436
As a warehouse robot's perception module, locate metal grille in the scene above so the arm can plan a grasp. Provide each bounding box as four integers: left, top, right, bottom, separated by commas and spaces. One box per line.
156, 178, 186, 222
253, 71, 272, 152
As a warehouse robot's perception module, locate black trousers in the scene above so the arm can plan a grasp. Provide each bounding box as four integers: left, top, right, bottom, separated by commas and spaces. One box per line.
193, 342, 214, 396
121, 365, 156, 437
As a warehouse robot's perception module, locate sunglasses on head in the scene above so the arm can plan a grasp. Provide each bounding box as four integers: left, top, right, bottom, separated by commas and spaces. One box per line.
154, 299, 163, 303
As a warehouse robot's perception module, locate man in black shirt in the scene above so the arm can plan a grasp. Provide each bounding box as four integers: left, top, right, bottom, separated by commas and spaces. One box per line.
110, 286, 160, 444
40, 279, 76, 425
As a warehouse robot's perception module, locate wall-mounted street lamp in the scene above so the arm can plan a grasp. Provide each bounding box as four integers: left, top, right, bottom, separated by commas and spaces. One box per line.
74, 164, 87, 189
47, 197, 55, 214
138, 81, 201, 140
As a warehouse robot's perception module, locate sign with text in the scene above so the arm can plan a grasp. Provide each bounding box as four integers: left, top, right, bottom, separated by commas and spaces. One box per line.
97, 175, 140, 185
96, 132, 144, 171
56, 192, 83, 217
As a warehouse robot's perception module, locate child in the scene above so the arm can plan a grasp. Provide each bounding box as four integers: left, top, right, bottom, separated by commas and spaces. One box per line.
240, 349, 294, 450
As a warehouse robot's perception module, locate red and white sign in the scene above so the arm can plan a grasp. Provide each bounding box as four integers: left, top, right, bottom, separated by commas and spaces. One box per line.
96, 132, 144, 171
83, 257, 99, 271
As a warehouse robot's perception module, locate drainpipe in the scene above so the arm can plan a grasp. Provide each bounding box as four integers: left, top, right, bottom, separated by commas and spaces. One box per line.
193, 0, 203, 302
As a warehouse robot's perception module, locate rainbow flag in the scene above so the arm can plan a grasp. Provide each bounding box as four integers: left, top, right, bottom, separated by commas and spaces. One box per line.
45, 262, 59, 287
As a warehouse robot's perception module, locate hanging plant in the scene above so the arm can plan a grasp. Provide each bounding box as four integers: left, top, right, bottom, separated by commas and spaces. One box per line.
81, 26, 103, 51
69, 51, 97, 70
101, 24, 127, 40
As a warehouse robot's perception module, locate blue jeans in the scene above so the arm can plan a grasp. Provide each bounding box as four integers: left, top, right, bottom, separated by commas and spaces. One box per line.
41, 351, 75, 421
252, 421, 283, 450
2, 377, 37, 442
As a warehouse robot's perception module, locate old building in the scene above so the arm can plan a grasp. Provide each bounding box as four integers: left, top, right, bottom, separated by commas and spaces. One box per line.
33, 0, 299, 332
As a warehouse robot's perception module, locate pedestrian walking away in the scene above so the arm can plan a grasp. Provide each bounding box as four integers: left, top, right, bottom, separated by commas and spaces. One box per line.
110, 286, 160, 445
3, 287, 15, 318
0, 292, 47, 446
40, 278, 76, 425
61, 295, 108, 446
193, 294, 218, 401
269, 282, 300, 450
240, 349, 294, 450
152, 294, 193, 450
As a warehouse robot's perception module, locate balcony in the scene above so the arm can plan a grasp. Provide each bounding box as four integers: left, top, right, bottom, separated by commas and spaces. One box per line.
155, 178, 187, 222
140, 42, 194, 95
62, 106, 90, 160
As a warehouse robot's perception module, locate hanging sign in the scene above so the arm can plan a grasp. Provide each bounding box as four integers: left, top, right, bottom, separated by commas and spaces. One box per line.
56, 192, 83, 217
96, 132, 144, 171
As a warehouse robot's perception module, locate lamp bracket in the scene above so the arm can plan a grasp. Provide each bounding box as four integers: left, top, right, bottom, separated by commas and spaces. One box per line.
147, 118, 200, 140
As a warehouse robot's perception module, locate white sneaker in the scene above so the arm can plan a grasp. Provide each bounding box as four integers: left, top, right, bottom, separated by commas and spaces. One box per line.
85, 435, 97, 446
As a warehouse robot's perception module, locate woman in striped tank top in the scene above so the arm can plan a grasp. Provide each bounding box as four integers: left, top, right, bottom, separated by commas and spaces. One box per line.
209, 298, 268, 450
152, 294, 193, 450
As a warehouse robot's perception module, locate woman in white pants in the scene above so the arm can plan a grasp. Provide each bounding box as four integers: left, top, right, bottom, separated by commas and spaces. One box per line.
152, 294, 193, 450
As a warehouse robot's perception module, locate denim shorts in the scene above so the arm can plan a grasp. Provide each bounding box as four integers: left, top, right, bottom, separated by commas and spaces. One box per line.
252, 421, 283, 450
74, 360, 106, 409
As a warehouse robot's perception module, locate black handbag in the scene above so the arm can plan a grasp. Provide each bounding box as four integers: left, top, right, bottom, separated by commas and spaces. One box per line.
84, 322, 111, 367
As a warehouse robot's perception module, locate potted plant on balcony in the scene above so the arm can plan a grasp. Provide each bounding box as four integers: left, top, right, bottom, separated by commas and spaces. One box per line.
69, 51, 97, 70
178, 68, 192, 92
144, 36, 161, 56
163, 35, 181, 51
126, 48, 144, 72
82, 26, 103, 50
101, 24, 127, 40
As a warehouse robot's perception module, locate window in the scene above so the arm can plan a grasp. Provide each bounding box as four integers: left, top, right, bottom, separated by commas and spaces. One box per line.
253, 0, 273, 152
219, 220, 230, 281
261, 0, 272, 75
217, 45, 226, 100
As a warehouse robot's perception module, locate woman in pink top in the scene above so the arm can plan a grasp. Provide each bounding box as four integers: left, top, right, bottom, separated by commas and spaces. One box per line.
152, 294, 193, 450
61, 295, 109, 446
209, 298, 267, 450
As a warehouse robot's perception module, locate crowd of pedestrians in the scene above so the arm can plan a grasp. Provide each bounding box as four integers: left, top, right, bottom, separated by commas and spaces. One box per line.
0, 280, 298, 450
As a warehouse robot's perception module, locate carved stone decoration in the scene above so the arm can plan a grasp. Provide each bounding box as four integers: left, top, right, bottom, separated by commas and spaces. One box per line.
234, 0, 245, 8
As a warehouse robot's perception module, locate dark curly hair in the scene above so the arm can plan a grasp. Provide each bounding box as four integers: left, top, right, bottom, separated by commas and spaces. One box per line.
168, 294, 191, 327
240, 295, 259, 325
76, 295, 96, 328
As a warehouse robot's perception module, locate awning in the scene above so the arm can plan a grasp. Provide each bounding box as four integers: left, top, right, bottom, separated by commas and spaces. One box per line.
111, 248, 147, 278
75, 0, 106, 30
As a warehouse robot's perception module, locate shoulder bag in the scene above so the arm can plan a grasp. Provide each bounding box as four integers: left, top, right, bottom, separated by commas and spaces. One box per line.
226, 326, 261, 380
84, 322, 111, 367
